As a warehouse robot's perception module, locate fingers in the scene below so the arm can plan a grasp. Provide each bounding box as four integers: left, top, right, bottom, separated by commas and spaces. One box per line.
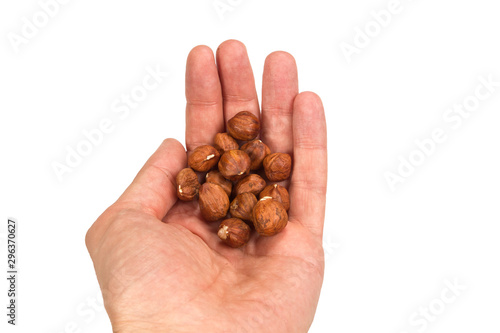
216, 40, 260, 123
288, 92, 327, 237
117, 139, 187, 220
261, 51, 298, 154
185, 45, 224, 153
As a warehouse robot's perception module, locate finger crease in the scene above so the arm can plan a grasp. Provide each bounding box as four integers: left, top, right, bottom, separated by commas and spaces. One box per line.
187, 100, 220, 107
223, 94, 258, 104
294, 143, 327, 151
263, 106, 293, 116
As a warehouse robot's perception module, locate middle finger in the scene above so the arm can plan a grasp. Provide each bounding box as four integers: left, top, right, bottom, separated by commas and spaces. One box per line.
216, 40, 260, 126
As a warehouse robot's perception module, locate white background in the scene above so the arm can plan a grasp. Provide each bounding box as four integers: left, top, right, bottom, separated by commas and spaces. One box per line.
1, 0, 499, 332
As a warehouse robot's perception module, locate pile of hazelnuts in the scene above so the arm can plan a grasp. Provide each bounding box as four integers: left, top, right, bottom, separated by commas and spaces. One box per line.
175, 111, 292, 248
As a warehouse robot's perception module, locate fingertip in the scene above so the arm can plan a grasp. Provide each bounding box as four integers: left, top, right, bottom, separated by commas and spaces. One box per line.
118, 138, 188, 219
186, 46, 215, 75
186, 46, 218, 93
161, 138, 186, 153
293, 92, 327, 148
216, 39, 248, 58
263, 51, 298, 99
187, 45, 214, 61
293, 92, 324, 114
264, 51, 297, 69
156, 138, 187, 171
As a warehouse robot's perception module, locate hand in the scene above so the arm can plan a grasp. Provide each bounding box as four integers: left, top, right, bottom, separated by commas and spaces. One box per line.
85, 40, 327, 333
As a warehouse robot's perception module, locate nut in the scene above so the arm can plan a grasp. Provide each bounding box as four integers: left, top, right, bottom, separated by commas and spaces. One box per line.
174, 122, 294, 245
240, 140, 271, 170
188, 145, 220, 172
175, 168, 200, 201
227, 111, 260, 141
263, 153, 292, 182
198, 183, 229, 222
214, 133, 239, 154
218, 218, 251, 248
205, 170, 232, 198
218, 150, 251, 181
229, 192, 257, 222
234, 174, 267, 196
259, 184, 290, 211
252, 197, 288, 236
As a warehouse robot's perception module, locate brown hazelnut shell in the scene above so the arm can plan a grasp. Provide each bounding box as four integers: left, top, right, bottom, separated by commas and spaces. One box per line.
218, 218, 251, 248
214, 133, 239, 154
175, 168, 200, 201
259, 184, 290, 211
198, 183, 229, 222
252, 198, 288, 236
263, 153, 292, 182
205, 170, 232, 198
218, 150, 251, 181
230, 192, 257, 222
240, 140, 271, 170
234, 174, 267, 197
227, 111, 260, 141
188, 145, 220, 172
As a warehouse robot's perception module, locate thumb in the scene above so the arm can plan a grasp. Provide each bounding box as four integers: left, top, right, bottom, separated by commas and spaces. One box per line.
117, 138, 187, 219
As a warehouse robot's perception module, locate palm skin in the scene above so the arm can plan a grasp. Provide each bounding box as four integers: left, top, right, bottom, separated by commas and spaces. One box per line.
86, 40, 327, 333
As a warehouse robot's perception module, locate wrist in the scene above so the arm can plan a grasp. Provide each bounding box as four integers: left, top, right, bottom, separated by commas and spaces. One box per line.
112, 320, 210, 333
112, 320, 170, 333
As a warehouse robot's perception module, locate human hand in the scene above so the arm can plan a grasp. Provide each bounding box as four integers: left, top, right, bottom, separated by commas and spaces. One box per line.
85, 40, 327, 333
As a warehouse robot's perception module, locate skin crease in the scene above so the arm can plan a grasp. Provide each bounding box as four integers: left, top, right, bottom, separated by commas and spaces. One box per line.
85, 40, 328, 333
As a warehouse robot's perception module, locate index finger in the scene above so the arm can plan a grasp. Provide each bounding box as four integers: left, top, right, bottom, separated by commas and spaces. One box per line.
185, 45, 224, 153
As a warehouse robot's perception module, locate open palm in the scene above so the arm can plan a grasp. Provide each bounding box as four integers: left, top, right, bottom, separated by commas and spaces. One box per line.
86, 40, 327, 333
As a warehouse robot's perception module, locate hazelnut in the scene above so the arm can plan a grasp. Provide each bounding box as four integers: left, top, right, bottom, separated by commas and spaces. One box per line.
214, 133, 239, 154
240, 140, 271, 170
252, 197, 288, 236
175, 168, 200, 201
227, 111, 260, 141
230, 192, 257, 222
198, 183, 229, 222
218, 218, 251, 248
205, 170, 232, 198
218, 150, 251, 181
259, 184, 290, 211
263, 153, 292, 182
234, 174, 267, 196
188, 145, 220, 172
